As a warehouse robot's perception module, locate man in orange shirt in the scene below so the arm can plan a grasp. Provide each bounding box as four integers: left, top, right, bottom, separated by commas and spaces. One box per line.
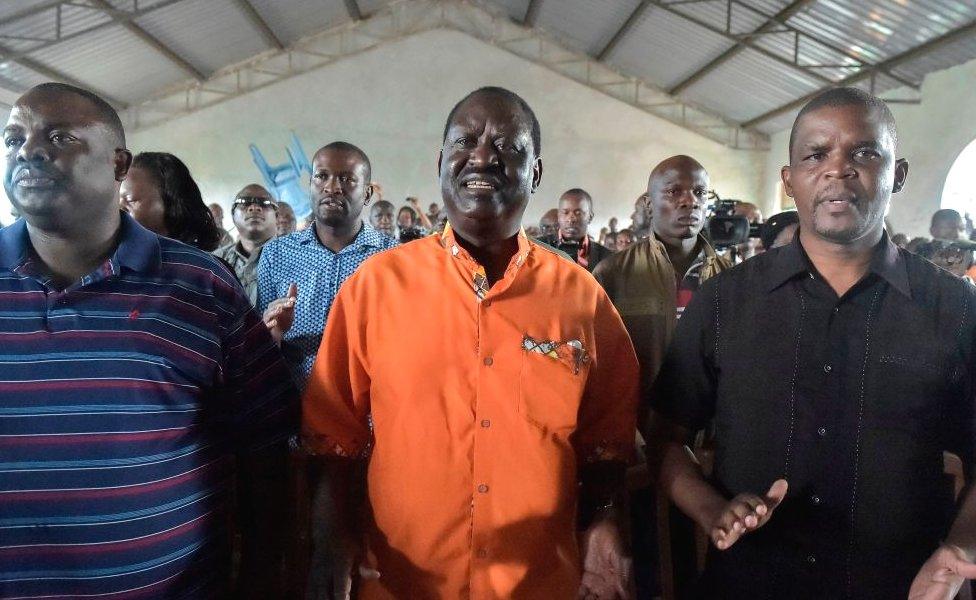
302, 87, 639, 599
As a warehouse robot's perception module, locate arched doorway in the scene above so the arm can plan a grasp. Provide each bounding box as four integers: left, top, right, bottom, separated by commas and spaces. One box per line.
942, 137, 976, 217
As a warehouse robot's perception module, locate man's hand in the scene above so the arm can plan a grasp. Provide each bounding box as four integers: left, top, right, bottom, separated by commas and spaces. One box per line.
263, 283, 297, 344
708, 479, 788, 551
908, 544, 976, 600
578, 518, 633, 600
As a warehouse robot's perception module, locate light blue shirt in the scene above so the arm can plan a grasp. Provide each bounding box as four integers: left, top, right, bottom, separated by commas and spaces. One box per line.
257, 222, 397, 389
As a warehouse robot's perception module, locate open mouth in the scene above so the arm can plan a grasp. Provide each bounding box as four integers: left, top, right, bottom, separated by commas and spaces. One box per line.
462, 179, 497, 191
16, 176, 56, 188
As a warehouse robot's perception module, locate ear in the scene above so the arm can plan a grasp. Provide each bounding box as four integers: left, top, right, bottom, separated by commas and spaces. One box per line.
114, 148, 133, 182
364, 183, 374, 205
892, 158, 909, 194
531, 157, 543, 193
436, 150, 443, 179
780, 165, 794, 198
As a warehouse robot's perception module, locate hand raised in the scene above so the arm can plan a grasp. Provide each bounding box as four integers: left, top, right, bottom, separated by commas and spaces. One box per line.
263, 283, 297, 343
709, 479, 788, 551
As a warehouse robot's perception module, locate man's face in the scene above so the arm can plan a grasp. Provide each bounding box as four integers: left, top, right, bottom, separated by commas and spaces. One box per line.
209, 203, 224, 225
631, 194, 649, 230
231, 185, 277, 242
119, 165, 167, 236
438, 93, 541, 242
616, 231, 634, 251
310, 148, 371, 228
783, 104, 907, 245
397, 207, 415, 229
276, 202, 296, 236
649, 166, 708, 242
539, 209, 558, 237
557, 193, 593, 242
4, 90, 129, 231
370, 204, 395, 236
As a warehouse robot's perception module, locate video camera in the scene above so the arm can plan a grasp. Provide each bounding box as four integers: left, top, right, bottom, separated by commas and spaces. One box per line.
706, 194, 761, 248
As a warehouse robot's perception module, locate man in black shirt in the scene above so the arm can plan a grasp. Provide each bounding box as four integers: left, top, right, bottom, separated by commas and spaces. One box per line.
648, 86, 976, 599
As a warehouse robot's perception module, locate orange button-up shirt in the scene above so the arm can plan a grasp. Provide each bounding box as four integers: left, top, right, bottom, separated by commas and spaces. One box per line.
302, 226, 639, 599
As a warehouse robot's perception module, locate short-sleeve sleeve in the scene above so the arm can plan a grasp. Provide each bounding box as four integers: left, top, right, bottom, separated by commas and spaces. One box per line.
573, 291, 639, 464
650, 276, 719, 431
216, 268, 299, 453
301, 274, 373, 458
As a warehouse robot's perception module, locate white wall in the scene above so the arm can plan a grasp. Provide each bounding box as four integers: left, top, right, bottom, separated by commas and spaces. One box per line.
762, 56, 976, 238
116, 28, 766, 234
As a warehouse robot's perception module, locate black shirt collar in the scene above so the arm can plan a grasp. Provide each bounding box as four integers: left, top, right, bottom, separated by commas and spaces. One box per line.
766, 231, 910, 298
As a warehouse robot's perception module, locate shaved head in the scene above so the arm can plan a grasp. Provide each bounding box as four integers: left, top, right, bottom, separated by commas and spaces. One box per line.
649, 155, 706, 188
647, 155, 709, 244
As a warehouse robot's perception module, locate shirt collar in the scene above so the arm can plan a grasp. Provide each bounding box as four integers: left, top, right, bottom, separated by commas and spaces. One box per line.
0, 212, 160, 273
766, 230, 910, 298
440, 222, 532, 268
299, 220, 387, 250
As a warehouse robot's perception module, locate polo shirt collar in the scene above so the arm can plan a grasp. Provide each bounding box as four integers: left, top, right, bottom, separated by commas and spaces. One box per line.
299, 220, 386, 250
765, 230, 910, 298
0, 212, 160, 274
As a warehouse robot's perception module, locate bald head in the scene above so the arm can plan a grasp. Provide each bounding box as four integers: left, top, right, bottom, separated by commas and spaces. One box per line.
539, 207, 558, 238
236, 183, 273, 200
647, 155, 709, 243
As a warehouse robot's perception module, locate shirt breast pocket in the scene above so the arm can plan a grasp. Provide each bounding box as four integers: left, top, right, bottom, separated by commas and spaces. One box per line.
517, 336, 590, 434
867, 351, 955, 433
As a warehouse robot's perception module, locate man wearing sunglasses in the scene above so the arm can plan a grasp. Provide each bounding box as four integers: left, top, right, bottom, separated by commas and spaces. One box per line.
214, 184, 278, 305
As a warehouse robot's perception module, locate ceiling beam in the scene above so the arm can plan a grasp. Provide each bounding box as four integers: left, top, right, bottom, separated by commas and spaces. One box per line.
741, 19, 976, 129
523, 0, 543, 27
0, 0, 185, 69
344, 0, 363, 21
668, 0, 816, 95
6, 51, 127, 107
231, 0, 284, 50
596, 0, 650, 61
89, 0, 206, 82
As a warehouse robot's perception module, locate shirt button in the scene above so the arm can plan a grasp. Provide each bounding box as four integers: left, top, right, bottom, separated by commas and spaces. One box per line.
481, 419, 491, 428
483, 357, 493, 366
833, 307, 840, 314
477, 484, 489, 493
823, 364, 832, 373
483, 299, 492, 308
811, 495, 821, 505
817, 426, 827, 437
807, 555, 817, 565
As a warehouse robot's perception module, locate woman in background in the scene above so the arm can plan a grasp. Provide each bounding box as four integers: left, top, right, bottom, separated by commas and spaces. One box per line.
120, 152, 222, 251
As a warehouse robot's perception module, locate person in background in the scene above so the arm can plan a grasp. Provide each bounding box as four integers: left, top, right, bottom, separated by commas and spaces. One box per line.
303, 86, 638, 600
930, 208, 965, 241
276, 201, 297, 236
891, 232, 909, 248
209, 201, 235, 246
0, 81, 296, 599
615, 228, 635, 252
213, 184, 278, 305
258, 141, 397, 389
733, 201, 764, 260
427, 201, 441, 225
548, 187, 613, 272
120, 152, 222, 251
917, 239, 976, 281
630, 193, 651, 239
759, 210, 800, 251
603, 230, 617, 252
369, 199, 396, 238
907, 236, 930, 253
538, 207, 558, 238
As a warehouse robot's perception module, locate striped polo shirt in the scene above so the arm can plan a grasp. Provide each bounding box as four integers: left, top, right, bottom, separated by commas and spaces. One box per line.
0, 214, 297, 599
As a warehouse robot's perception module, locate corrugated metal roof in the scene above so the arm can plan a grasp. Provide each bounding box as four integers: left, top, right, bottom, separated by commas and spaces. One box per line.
134, 0, 271, 74
606, 4, 736, 90
0, 0, 970, 137
533, 0, 640, 57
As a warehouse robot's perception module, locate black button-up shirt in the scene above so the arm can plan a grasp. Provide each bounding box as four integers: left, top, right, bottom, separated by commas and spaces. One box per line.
652, 234, 976, 599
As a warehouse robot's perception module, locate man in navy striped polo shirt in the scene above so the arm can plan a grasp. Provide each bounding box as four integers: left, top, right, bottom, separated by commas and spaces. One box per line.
0, 83, 297, 598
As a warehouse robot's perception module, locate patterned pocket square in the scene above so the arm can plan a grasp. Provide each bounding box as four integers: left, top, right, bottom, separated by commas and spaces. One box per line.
522, 335, 590, 374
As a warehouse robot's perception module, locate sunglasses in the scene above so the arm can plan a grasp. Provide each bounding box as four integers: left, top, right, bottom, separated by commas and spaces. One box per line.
233, 196, 277, 210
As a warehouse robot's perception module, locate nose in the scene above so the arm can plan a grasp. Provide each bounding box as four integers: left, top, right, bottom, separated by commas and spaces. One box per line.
824, 153, 857, 179
323, 176, 342, 194
467, 138, 500, 169
17, 134, 52, 163
246, 202, 263, 215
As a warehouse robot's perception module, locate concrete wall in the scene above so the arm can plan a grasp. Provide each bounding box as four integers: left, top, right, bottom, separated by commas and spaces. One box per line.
107, 28, 767, 234
762, 56, 976, 237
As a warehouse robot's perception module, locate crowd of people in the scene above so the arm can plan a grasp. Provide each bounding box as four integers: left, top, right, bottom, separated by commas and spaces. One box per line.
2, 80, 976, 600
